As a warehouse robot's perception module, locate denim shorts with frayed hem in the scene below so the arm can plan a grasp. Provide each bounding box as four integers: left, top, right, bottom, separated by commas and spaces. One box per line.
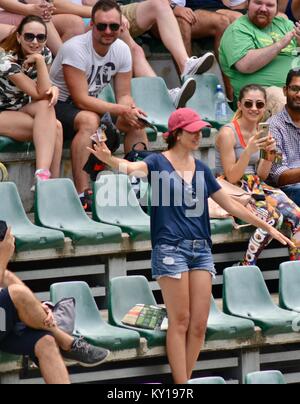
152, 239, 216, 280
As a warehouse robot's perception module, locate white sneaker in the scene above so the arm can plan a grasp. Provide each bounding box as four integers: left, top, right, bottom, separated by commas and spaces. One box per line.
168, 78, 196, 109
181, 53, 215, 80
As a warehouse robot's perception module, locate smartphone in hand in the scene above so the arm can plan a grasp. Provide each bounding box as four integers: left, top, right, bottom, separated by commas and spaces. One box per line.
0, 221, 8, 242
258, 122, 270, 139
90, 127, 108, 143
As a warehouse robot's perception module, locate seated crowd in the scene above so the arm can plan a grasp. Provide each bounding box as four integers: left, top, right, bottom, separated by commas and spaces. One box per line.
1, 0, 300, 385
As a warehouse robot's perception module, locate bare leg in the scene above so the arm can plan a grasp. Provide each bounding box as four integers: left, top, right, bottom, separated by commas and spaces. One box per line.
186, 271, 212, 379
135, 0, 189, 73
216, 9, 243, 24
116, 118, 148, 154
0, 103, 59, 173
52, 14, 86, 43
71, 111, 100, 193
120, 29, 156, 78
0, 24, 15, 41
21, 101, 59, 172
8, 284, 74, 351
158, 273, 190, 384
35, 335, 70, 384
50, 121, 63, 178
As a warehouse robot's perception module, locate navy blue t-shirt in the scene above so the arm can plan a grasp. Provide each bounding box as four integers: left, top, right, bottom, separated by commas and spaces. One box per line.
144, 153, 221, 248
186, 0, 225, 11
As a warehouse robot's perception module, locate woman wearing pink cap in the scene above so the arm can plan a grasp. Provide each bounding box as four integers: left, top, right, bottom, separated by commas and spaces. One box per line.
88, 108, 293, 384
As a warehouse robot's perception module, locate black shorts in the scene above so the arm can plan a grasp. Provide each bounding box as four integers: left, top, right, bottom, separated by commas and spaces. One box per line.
0, 288, 51, 360
55, 100, 82, 141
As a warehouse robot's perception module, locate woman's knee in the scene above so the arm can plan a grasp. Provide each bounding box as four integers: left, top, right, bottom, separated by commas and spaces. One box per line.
189, 318, 208, 339
170, 311, 190, 334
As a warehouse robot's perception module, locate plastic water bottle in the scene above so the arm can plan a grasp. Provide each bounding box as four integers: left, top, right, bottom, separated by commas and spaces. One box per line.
215, 85, 229, 123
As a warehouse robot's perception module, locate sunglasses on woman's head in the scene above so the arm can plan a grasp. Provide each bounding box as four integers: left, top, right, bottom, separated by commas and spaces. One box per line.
95, 23, 121, 32
23, 33, 47, 43
243, 100, 266, 110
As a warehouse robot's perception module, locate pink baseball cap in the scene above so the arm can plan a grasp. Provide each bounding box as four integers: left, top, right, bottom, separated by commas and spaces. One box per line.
163, 108, 211, 139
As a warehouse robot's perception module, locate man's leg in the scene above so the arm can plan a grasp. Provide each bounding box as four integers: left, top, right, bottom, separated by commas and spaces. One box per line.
134, 0, 196, 74
177, 10, 230, 57
71, 111, 101, 194
34, 335, 70, 384
8, 284, 74, 351
216, 9, 243, 24
265, 87, 286, 119
0, 23, 14, 41
120, 29, 156, 77
52, 14, 86, 43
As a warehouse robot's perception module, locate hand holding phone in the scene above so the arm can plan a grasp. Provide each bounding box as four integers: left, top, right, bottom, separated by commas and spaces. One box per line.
257, 122, 270, 140
0, 221, 7, 242
90, 127, 108, 143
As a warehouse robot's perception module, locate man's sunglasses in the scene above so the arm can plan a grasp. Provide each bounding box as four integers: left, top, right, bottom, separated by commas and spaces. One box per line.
95, 23, 121, 32
288, 85, 300, 94
23, 33, 47, 43
243, 100, 266, 110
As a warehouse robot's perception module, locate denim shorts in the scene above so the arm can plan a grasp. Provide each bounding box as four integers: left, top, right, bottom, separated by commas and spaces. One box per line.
152, 240, 216, 280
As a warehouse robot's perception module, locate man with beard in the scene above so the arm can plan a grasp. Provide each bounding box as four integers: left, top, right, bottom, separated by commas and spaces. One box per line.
219, 0, 300, 115
268, 69, 300, 206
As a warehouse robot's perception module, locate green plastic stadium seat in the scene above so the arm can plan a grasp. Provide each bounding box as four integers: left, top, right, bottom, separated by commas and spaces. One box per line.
35, 179, 122, 246
93, 174, 150, 241
245, 371, 286, 385
206, 296, 255, 341
0, 136, 34, 153
131, 77, 176, 133
184, 74, 234, 129
279, 261, 300, 313
97, 84, 157, 142
0, 182, 65, 252
223, 266, 299, 335
108, 276, 166, 348
188, 377, 226, 385
50, 282, 140, 351
210, 219, 233, 235
97, 84, 116, 103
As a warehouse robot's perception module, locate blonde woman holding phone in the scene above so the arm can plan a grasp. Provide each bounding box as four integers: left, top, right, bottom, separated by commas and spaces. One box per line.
216, 84, 300, 265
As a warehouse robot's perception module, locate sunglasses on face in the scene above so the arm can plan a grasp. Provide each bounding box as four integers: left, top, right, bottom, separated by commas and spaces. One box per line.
288, 85, 300, 94
243, 100, 266, 110
95, 23, 121, 32
23, 33, 47, 43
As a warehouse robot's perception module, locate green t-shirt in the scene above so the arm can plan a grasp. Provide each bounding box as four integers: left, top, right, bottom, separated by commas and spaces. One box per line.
219, 15, 297, 99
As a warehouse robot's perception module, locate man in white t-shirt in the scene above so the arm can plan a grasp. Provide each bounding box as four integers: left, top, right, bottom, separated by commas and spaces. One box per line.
51, 0, 150, 205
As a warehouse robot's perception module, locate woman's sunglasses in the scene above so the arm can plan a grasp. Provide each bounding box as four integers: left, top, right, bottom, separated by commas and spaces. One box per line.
243, 100, 266, 110
95, 23, 121, 32
23, 33, 47, 43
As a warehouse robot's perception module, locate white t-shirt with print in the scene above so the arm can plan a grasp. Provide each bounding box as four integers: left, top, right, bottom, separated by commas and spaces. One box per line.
50, 30, 132, 102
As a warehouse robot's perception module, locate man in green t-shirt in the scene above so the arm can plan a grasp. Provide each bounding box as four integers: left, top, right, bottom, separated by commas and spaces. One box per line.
219, 0, 300, 115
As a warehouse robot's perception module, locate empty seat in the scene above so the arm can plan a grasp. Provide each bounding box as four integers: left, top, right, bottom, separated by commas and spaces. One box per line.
188, 377, 226, 385
210, 219, 234, 235
223, 266, 299, 335
279, 261, 300, 312
206, 297, 255, 341
0, 182, 65, 252
108, 276, 166, 348
184, 74, 234, 129
93, 174, 150, 241
97, 84, 116, 104
245, 370, 286, 385
35, 179, 122, 246
131, 77, 176, 132
50, 282, 140, 351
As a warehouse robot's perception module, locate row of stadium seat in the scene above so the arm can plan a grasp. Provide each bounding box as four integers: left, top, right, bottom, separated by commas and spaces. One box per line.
188, 371, 286, 384
48, 262, 300, 352
0, 74, 233, 154
0, 177, 234, 252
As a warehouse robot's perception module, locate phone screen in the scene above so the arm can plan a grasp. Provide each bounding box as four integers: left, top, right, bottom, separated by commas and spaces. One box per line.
0, 221, 8, 242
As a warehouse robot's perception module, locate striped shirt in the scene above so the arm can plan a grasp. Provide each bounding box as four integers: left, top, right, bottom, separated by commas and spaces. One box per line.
268, 108, 300, 186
